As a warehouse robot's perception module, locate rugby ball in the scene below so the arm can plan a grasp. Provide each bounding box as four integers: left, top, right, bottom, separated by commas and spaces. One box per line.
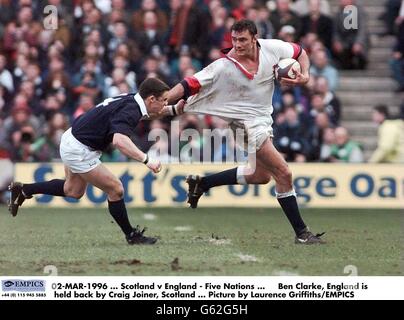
274, 58, 301, 81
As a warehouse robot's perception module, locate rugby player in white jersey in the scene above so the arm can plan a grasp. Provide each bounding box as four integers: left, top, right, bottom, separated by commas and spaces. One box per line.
168, 20, 325, 244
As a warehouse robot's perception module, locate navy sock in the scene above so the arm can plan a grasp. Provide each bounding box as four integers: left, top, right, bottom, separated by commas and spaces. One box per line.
108, 199, 133, 235
200, 168, 238, 191
277, 196, 307, 235
23, 179, 65, 197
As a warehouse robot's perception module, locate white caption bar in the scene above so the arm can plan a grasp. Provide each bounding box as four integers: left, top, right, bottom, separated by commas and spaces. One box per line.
1, 277, 403, 300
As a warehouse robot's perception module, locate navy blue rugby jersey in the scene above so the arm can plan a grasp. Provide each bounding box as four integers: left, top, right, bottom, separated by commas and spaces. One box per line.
71, 93, 148, 151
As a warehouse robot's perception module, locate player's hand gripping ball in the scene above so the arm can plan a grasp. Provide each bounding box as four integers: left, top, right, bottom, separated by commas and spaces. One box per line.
274, 58, 301, 81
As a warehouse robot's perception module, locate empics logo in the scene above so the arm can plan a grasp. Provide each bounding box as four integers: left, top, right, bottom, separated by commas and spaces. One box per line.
3, 281, 14, 288
2, 280, 46, 292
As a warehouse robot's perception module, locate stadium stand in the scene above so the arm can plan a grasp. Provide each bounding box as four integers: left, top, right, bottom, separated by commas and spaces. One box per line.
0, 0, 403, 183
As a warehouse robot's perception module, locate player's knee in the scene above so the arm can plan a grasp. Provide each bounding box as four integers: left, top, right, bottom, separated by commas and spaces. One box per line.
115, 186, 124, 199
71, 190, 85, 199
65, 187, 85, 199
108, 181, 124, 200
278, 166, 292, 185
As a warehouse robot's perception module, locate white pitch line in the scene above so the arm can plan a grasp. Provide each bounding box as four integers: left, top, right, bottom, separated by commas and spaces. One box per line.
272, 270, 300, 276
174, 226, 193, 231
143, 213, 157, 220
209, 238, 232, 245
236, 253, 260, 262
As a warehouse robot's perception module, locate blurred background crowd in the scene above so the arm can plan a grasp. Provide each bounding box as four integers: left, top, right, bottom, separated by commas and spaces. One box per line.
0, 0, 403, 174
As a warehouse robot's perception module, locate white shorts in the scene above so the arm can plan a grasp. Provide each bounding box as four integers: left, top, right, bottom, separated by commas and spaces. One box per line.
60, 128, 102, 174
229, 118, 273, 152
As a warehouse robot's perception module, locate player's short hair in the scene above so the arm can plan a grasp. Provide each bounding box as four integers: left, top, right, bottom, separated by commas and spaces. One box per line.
139, 77, 170, 99
231, 19, 258, 36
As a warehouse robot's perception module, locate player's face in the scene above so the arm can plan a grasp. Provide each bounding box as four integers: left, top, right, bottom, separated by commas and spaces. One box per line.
231, 30, 257, 57
148, 91, 169, 116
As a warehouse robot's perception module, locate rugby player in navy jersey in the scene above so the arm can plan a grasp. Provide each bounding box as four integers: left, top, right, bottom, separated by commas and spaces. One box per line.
8, 78, 185, 245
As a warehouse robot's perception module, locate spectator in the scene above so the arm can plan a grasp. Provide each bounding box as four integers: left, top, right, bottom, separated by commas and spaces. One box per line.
319, 126, 335, 161
170, 52, 201, 83
0, 0, 14, 37
232, 0, 255, 20
369, 105, 404, 163
208, 0, 228, 47
274, 105, 310, 162
301, 32, 319, 55
309, 93, 339, 125
40, 94, 63, 118
167, 0, 211, 61
137, 55, 169, 85
310, 49, 339, 91
53, 17, 72, 49
306, 111, 331, 160
314, 76, 341, 124
379, 0, 403, 36
19, 80, 41, 114
73, 93, 95, 119
0, 85, 8, 116
301, 0, 334, 50
22, 63, 42, 98
104, 67, 136, 97
3, 96, 40, 139
278, 25, 297, 42
390, 17, 404, 92
107, 21, 132, 61
12, 53, 27, 82
333, 0, 369, 70
131, 0, 168, 32
30, 111, 69, 161
270, 0, 302, 39
134, 10, 166, 57
109, 0, 131, 24
3, 6, 42, 54
9, 124, 37, 161
44, 57, 71, 99
246, 5, 274, 39
0, 53, 14, 92
329, 126, 364, 162
291, 0, 331, 17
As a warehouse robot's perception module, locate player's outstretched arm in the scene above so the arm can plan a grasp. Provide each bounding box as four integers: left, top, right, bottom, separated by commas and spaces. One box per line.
112, 133, 161, 173
280, 49, 310, 86
148, 99, 186, 120
167, 83, 186, 104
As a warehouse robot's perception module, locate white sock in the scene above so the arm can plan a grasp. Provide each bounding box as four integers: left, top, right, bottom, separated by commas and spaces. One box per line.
236, 166, 247, 185
275, 189, 297, 199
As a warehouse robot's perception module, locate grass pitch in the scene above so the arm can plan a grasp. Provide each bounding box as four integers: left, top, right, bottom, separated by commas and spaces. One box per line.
0, 206, 402, 276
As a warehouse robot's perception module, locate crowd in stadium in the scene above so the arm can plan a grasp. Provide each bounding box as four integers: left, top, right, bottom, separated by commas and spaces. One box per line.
0, 0, 402, 169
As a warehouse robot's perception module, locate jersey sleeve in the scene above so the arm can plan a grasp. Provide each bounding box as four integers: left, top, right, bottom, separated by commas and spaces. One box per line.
109, 107, 141, 137
182, 58, 225, 96
261, 39, 302, 60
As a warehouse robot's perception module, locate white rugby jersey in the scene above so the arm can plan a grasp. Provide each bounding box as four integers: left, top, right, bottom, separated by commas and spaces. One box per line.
184, 39, 301, 123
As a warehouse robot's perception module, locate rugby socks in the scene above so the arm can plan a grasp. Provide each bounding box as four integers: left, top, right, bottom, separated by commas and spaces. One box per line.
108, 199, 133, 235
236, 166, 248, 184
22, 179, 66, 197
199, 167, 238, 191
276, 189, 307, 235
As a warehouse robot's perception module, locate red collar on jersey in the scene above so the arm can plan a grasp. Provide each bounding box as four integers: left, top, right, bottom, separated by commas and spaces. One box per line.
220, 42, 261, 80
